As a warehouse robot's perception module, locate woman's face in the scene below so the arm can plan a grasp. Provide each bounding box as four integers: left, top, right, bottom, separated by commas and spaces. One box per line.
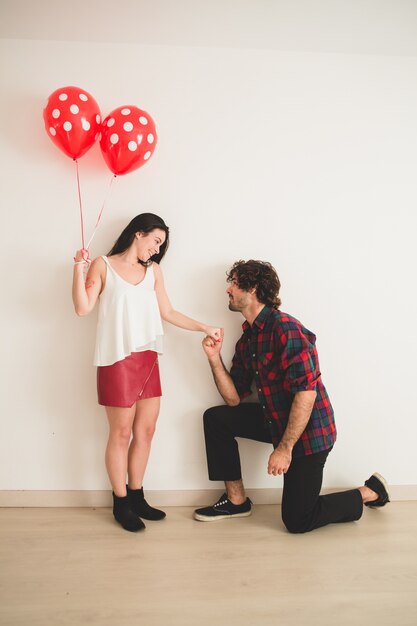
135, 228, 166, 262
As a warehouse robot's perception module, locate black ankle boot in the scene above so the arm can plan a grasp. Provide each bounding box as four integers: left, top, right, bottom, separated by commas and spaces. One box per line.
127, 486, 166, 521
112, 493, 146, 532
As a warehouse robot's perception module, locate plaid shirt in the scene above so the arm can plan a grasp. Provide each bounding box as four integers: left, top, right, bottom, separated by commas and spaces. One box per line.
230, 306, 336, 457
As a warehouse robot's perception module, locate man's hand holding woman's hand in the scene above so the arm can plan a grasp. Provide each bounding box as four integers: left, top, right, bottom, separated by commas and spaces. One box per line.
204, 327, 222, 343
202, 328, 224, 359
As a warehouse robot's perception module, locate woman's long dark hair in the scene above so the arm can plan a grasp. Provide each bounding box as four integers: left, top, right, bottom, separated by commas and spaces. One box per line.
108, 213, 170, 266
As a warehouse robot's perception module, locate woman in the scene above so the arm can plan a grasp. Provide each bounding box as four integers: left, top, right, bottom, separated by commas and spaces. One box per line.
72, 213, 221, 532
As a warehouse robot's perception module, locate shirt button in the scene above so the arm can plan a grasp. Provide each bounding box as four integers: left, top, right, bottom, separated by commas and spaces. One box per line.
262, 405, 266, 409
252, 353, 256, 357
258, 388, 262, 392
255, 371, 258, 375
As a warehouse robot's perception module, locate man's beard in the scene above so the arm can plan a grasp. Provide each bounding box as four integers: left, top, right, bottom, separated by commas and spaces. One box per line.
228, 299, 243, 312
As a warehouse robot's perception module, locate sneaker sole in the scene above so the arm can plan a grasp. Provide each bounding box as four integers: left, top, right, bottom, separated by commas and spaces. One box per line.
193, 510, 252, 522
371, 472, 390, 500
365, 472, 390, 508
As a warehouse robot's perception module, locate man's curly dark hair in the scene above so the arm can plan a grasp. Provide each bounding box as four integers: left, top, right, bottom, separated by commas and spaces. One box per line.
227, 260, 281, 309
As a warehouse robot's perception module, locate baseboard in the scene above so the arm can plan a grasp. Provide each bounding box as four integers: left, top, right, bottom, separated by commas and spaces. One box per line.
0, 485, 416, 507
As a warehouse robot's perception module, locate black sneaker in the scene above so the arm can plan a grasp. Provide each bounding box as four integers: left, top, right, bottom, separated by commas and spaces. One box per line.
364, 472, 390, 508
193, 493, 252, 522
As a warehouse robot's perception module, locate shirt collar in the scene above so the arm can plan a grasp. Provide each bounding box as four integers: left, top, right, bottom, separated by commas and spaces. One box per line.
242, 305, 273, 333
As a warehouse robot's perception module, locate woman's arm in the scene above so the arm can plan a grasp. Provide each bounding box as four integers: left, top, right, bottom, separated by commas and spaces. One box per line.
72, 253, 104, 316
154, 263, 221, 340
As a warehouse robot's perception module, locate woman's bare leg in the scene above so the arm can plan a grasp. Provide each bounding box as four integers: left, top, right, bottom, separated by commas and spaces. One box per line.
104, 405, 136, 496
128, 397, 160, 488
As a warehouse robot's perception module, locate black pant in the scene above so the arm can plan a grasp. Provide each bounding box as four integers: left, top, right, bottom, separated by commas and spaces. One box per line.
203, 403, 363, 533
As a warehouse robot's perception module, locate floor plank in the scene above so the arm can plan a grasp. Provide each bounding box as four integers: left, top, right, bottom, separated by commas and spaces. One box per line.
1, 502, 416, 626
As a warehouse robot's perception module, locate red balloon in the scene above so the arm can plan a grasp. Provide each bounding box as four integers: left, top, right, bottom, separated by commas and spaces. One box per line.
100, 106, 157, 175
43, 86, 101, 159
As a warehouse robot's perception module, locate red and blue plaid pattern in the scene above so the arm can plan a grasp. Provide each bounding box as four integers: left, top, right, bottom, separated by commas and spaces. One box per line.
230, 306, 336, 457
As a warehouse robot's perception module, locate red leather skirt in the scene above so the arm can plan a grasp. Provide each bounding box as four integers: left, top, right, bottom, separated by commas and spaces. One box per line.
97, 350, 162, 408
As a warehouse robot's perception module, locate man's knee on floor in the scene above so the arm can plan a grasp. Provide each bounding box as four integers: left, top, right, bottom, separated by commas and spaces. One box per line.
282, 512, 312, 534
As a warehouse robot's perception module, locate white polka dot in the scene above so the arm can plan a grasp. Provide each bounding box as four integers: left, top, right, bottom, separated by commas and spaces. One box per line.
49, 127, 56, 136
98, 132, 102, 141
128, 141, 137, 151
139, 116, 148, 125
144, 151, 151, 160
82, 119, 91, 131
96, 115, 101, 124
123, 122, 133, 132
63, 121, 72, 131
70, 104, 79, 114
121, 108, 131, 116
59, 93, 68, 101
94, 133, 100, 141
110, 133, 119, 144
79, 93, 88, 101
107, 118, 115, 127
147, 133, 154, 144
52, 109, 60, 119
137, 134, 143, 144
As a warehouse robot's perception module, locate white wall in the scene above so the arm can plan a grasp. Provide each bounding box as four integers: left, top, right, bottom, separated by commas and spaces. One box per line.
1, 13, 416, 492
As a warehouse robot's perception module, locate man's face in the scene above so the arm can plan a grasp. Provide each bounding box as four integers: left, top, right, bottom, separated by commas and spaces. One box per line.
226, 276, 252, 312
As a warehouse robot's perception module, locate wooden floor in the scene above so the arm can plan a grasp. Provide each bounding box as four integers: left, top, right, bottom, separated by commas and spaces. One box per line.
1, 502, 417, 626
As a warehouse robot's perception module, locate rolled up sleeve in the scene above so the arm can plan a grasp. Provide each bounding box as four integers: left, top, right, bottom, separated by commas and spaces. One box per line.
278, 327, 320, 394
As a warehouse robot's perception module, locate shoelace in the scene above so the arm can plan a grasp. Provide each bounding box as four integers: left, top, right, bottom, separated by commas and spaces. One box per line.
214, 499, 229, 508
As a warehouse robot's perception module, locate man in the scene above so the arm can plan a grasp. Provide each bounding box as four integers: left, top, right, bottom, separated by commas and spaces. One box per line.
194, 260, 389, 533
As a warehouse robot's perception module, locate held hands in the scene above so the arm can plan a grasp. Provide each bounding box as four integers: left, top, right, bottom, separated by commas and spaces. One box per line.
204, 327, 222, 343
267, 445, 292, 476
202, 328, 224, 359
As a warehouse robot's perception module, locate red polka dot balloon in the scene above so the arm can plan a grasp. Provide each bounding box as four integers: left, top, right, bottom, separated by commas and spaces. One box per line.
43, 86, 101, 159
100, 106, 157, 176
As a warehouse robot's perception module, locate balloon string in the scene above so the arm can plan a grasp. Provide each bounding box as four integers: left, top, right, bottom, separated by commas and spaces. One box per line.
85, 174, 117, 250
74, 159, 85, 251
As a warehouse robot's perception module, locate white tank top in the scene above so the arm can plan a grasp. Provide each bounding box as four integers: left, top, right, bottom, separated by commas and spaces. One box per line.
94, 256, 163, 366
